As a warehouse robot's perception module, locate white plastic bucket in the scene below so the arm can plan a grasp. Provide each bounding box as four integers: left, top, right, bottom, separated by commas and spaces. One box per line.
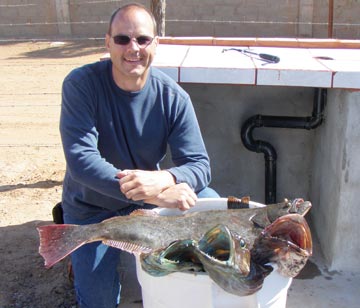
135, 198, 292, 308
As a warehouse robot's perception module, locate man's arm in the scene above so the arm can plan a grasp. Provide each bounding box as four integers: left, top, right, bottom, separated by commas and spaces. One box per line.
60, 75, 142, 206
166, 95, 211, 192
117, 169, 197, 211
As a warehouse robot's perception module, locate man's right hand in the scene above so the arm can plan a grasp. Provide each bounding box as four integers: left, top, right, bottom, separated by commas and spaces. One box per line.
117, 169, 175, 201
144, 183, 197, 211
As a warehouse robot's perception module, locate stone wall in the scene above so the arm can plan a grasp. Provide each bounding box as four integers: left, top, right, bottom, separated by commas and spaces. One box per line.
0, 0, 359, 39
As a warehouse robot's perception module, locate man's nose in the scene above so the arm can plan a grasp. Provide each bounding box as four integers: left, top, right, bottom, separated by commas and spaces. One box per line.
128, 38, 141, 50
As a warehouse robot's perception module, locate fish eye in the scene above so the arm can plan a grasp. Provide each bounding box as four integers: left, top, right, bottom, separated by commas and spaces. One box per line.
239, 239, 246, 248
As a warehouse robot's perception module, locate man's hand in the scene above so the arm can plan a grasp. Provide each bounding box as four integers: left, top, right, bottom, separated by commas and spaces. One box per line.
145, 183, 198, 211
117, 169, 175, 201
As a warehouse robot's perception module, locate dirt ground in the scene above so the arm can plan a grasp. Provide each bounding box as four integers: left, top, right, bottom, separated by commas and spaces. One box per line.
0, 40, 109, 308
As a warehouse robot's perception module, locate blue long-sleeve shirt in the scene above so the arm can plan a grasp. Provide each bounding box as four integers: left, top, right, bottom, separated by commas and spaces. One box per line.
60, 60, 211, 219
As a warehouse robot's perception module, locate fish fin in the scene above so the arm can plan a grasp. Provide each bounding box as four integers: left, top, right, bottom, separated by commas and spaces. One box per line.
250, 211, 271, 228
100, 209, 158, 224
103, 239, 152, 255
130, 209, 159, 217
37, 224, 85, 269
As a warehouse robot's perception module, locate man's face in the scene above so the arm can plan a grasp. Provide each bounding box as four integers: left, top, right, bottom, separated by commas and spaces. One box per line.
105, 8, 158, 91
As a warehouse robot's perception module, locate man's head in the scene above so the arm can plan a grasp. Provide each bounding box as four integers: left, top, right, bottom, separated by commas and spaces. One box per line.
107, 4, 157, 36
105, 4, 159, 91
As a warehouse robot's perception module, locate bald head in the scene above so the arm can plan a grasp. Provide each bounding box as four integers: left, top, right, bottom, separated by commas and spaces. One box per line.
107, 4, 157, 36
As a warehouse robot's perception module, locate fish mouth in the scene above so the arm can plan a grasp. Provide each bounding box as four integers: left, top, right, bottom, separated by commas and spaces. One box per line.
140, 224, 251, 278
140, 239, 203, 276
263, 213, 312, 255
196, 224, 272, 296
252, 213, 312, 277
196, 224, 251, 276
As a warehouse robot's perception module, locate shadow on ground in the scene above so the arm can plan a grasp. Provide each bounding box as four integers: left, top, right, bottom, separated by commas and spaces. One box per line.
1, 40, 106, 60
0, 220, 76, 308
0, 180, 63, 192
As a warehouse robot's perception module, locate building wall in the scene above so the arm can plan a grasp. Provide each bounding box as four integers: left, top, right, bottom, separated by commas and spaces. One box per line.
310, 90, 360, 271
0, 0, 58, 37
0, 0, 359, 39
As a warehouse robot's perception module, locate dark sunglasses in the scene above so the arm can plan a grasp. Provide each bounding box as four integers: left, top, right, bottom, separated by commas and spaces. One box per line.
112, 35, 155, 48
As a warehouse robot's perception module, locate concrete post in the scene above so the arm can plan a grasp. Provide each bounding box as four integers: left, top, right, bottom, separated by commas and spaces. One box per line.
311, 89, 360, 272
55, 0, 72, 36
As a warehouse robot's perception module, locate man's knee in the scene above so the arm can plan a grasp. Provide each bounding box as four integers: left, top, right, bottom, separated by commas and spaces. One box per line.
196, 187, 220, 198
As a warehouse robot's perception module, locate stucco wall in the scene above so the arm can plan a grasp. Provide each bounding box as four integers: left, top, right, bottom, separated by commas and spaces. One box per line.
311, 90, 360, 271
0, 0, 359, 39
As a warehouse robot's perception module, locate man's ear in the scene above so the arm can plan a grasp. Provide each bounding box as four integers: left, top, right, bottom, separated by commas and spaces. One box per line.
105, 34, 111, 50
154, 36, 160, 47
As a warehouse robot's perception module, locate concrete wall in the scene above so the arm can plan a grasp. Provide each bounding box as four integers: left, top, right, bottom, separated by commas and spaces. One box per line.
311, 90, 360, 271
0, 0, 58, 37
0, 0, 359, 39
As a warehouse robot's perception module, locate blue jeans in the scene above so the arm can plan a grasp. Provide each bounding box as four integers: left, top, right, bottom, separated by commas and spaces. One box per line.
63, 187, 219, 308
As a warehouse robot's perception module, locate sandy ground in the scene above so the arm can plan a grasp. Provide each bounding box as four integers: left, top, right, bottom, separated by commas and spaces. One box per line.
1, 40, 360, 308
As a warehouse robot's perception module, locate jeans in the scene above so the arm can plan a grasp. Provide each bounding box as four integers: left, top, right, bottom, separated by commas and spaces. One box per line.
63, 187, 220, 308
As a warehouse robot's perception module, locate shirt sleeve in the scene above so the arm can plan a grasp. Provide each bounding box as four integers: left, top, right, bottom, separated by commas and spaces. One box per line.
60, 75, 143, 207
166, 95, 211, 192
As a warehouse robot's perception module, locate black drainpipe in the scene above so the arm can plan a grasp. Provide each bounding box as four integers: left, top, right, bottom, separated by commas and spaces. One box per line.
240, 88, 327, 204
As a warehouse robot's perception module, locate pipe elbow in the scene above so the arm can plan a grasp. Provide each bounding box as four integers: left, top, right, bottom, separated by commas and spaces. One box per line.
306, 115, 324, 129
241, 117, 277, 159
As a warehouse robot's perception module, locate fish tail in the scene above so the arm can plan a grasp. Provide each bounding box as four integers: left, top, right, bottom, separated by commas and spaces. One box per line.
37, 224, 85, 268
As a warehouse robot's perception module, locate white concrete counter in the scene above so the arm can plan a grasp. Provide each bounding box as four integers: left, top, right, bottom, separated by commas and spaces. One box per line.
152, 44, 360, 89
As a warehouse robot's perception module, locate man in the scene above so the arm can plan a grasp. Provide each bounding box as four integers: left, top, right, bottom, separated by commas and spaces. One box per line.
60, 3, 219, 307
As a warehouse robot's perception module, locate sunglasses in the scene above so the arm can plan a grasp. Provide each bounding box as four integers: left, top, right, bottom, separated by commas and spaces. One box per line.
112, 35, 155, 48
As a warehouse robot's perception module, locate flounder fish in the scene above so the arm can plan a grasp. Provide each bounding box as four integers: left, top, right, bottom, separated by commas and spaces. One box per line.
37, 197, 312, 296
